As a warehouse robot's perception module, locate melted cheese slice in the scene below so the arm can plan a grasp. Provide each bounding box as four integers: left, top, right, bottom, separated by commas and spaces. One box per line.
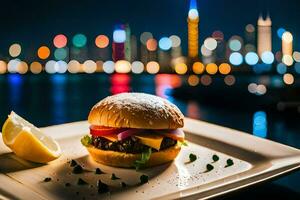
101, 135, 118, 142
135, 134, 164, 151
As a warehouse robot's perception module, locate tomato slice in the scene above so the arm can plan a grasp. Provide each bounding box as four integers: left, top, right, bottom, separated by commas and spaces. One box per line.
90, 125, 126, 136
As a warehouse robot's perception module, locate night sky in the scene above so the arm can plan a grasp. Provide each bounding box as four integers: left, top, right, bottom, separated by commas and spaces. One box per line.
1, 0, 300, 55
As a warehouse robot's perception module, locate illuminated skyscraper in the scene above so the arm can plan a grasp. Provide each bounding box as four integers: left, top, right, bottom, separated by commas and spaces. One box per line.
257, 14, 272, 57
187, 0, 199, 59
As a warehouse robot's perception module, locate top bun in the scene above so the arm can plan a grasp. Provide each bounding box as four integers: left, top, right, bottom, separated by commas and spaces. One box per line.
88, 93, 184, 129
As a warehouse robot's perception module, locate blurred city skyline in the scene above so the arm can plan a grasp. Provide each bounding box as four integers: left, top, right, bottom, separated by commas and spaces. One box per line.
0, 0, 299, 52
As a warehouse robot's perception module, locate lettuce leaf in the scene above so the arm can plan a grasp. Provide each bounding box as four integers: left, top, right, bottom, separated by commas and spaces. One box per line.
134, 148, 152, 170
81, 135, 92, 147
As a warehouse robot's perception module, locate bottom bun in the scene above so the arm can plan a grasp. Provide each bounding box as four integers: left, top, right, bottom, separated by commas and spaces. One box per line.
86, 145, 181, 168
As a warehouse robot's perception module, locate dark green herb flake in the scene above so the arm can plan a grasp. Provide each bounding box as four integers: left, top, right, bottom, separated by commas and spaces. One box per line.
225, 159, 234, 167
206, 164, 214, 172
77, 178, 88, 185
95, 168, 104, 174
212, 154, 219, 162
140, 174, 149, 184
72, 165, 83, 174
111, 173, 120, 180
97, 180, 109, 193
43, 177, 52, 182
121, 182, 127, 188
70, 160, 77, 167
189, 153, 197, 163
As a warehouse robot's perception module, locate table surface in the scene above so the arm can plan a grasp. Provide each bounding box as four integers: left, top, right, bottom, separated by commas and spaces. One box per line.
0, 73, 299, 199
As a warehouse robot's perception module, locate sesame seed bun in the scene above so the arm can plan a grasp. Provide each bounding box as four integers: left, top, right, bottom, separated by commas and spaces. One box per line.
86, 145, 181, 168
88, 93, 184, 129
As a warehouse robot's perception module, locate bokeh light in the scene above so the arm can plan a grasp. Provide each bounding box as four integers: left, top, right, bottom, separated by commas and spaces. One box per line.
248, 83, 257, 94
192, 62, 205, 74
282, 31, 293, 42
188, 75, 199, 86
53, 34, 67, 48
8, 59, 21, 73
95, 35, 109, 48
206, 63, 218, 75
68, 60, 81, 73
245, 52, 259, 65
175, 63, 188, 75
56, 60, 68, 73
54, 48, 68, 60
18, 61, 28, 74
37, 46, 50, 59
293, 51, 300, 62
83, 60, 97, 74
103, 61, 115, 74
283, 73, 294, 85
276, 63, 287, 74
212, 30, 224, 40
159, 37, 172, 51
229, 39, 242, 51
188, 9, 199, 20
282, 55, 294, 66
204, 37, 217, 51
146, 38, 158, 51
224, 75, 236, 86
146, 61, 160, 74
113, 29, 126, 43
253, 111, 267, 138
131, 61, 144, 74
115, 60, 131, 73
245, 24, 255, 33
261, 51, 274, 64
45, 60, 57, 74
256, 84, 267, 95
229, 52, 243, 66
201, 45, 212, 57
9, 43, 22, 57
200, 75, 212, 86
30, 61, 42, 74
140, 32, 153, 45
277, 28, 286, 39
72, 33, 87, 48
169, 35, 181, 48
0, 60, 7, 74
219, 63, 231, 75
295, 63, 300, 74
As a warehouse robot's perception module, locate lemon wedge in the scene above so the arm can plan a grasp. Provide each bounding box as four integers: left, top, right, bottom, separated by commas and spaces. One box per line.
1, 111, 61, 163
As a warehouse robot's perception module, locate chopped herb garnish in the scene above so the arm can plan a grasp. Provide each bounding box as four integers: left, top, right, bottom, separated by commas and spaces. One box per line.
189, 153, 197, 163
95, 168, 104, 174
43, 177, 52, 182
77, 178, 88, 185
72, 165, 83, 174
212, 154, 219, 162
70, 160, 77, 167
121, 182, 127, 188
206, 164, 214, 172
140, 174, 149, 184
134, 148, 152, 170
81, 135, 92, 147
111, 173, 120, 180
97, 180, 109, 193
225, 159, 234, 168
65, 183, 71, 187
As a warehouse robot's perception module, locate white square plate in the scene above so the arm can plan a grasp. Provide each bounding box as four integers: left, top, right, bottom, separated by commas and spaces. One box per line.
0, 118, 300, 200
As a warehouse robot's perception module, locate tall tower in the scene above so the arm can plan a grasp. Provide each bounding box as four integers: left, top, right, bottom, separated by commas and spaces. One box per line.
257, 14, 272, 57
187, 0, 199, 59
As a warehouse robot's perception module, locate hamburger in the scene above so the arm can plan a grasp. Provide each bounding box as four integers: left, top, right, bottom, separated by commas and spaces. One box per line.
81, 93, 185, 169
